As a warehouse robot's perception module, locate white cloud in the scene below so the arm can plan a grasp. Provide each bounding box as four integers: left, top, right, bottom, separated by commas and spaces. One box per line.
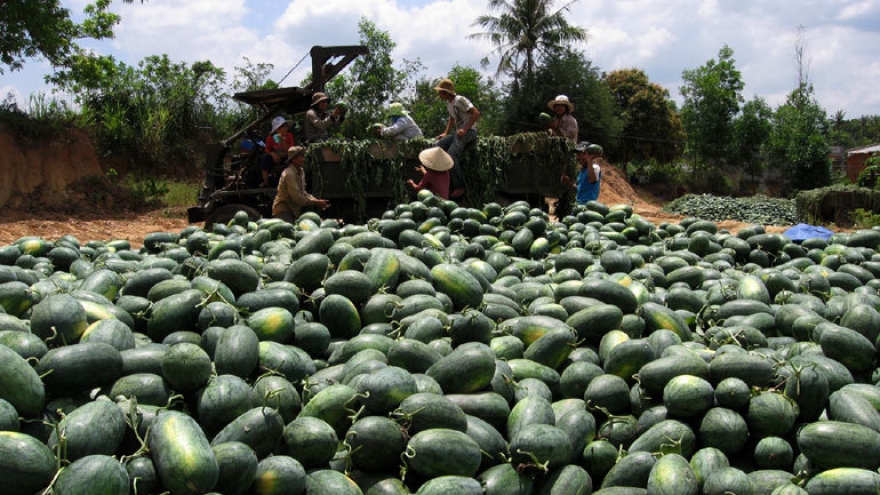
5, 0, 880, 119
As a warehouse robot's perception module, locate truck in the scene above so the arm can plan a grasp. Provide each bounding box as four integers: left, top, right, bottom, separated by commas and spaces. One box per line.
187, 45, 575, 228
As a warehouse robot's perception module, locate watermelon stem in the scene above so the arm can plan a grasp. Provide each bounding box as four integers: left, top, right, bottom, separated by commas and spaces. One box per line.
514, 449, 550, 473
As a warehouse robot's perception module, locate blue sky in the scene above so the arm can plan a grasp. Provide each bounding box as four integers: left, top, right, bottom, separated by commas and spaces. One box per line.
3, 0, 880, 119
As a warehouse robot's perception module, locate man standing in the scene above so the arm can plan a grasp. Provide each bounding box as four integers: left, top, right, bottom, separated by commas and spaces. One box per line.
272, 146, 330, 222
562, 142, 603, 205
434, 78, 480, 199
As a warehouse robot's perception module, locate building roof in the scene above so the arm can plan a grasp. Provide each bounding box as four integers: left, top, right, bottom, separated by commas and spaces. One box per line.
848, 143, 880, 156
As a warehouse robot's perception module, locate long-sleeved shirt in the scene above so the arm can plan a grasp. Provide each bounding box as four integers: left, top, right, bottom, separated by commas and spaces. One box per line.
412, 169, 450, 199
304, 108, 339, 142
272, 164, 317, 217
381, 115, 423, 141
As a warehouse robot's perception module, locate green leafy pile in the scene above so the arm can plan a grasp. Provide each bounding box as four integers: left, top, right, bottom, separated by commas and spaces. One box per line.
663, 193, 797, 225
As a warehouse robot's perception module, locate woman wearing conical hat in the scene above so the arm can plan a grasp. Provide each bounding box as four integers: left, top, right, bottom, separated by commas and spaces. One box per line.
407, 147, 453, 199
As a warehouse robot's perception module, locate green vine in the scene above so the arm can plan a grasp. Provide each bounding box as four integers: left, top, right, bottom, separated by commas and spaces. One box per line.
302, 133, 575, 218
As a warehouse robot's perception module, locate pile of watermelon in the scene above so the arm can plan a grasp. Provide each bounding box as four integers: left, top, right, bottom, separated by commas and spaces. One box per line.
3, 190, 880, 495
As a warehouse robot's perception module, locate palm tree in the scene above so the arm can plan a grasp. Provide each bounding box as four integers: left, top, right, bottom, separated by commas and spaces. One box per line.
469, 0, 588, 82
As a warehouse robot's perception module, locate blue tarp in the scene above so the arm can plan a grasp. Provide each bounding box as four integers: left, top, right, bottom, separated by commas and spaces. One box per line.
783, 223, 834, 242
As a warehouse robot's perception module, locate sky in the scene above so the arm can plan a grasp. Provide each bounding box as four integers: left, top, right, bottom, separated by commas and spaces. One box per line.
3, 0, 880, 119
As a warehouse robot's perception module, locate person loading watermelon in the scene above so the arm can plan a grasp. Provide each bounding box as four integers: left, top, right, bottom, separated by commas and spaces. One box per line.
561, 142, 602, 205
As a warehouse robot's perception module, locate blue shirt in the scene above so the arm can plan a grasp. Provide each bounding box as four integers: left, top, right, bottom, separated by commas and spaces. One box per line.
576, 163, 601, 203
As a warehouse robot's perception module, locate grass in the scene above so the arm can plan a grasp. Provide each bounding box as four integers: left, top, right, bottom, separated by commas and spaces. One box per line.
162, 180, 200, 208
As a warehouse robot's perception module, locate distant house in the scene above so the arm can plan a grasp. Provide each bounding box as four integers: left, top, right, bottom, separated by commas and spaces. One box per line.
846, 143, 880, 183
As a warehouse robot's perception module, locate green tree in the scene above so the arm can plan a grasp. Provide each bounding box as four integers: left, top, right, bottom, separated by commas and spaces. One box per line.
604, 68, 683, 165
679, 44, 744, 168
767, 84, 830, 193
326, 17, 407, 139
469, 0, 588, 83
497, 48, 621, 143
732, 96, 773, 188
1, 0, 140, 75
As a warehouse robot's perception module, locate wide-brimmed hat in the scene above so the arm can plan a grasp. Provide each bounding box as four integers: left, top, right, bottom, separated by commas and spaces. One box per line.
270, 116, 289, 133
311, 92, 330, 106
287, 146, 306, 159
419, 147, 454, 171
385, 102, 409, 117
433, 78, 457, 96
548, 95, 574, 112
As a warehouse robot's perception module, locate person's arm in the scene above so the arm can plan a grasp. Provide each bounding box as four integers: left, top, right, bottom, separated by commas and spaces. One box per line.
587, 163, 598, 183
381, 118, 405, 138
438, 116, 454, 139
306, 110, 336, 133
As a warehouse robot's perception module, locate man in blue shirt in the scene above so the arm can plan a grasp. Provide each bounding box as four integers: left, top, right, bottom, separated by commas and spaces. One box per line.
562, 142, 602, 205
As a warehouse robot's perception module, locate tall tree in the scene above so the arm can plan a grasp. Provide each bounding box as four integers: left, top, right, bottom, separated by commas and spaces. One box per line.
499, 48, 621, 142
327, 17, 407, 139
604, 68, 683, 165
766, 29, 830, 193
0, 0, 140, 75
679, 45, 744, 168
469, 0, 587, 83
732, 96, 772, 187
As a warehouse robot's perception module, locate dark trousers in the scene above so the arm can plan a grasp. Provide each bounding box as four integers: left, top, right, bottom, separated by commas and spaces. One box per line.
437, 129, 476, 190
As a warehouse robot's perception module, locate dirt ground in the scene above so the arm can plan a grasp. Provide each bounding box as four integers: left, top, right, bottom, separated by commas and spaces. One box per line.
0, 163, 789, 249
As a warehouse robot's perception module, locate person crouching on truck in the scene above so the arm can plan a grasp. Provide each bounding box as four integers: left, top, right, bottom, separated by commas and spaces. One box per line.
374, 102, 423, 141
272, 146, 329, 223
407, 147, 453, 199
561, 142, 602, 205
260, 116, 295, 187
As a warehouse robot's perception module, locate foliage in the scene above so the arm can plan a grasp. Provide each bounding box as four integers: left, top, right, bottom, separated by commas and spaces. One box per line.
498, 48, 622, 148
604, 68, 684, 165
301, 133, 573, 219
0, 0, 139, 74
328, 18, 409, 140
766, 83, 831, 194
732, 96, 773, 184
855, 155, 880, 189
469, 0, 587, 82
794, 184, 880, 225
0, 92, 74, 141
55, 54, 229, 167
679, 45, 744, 168
850, 208, 880, 229
663, 193, 797, 225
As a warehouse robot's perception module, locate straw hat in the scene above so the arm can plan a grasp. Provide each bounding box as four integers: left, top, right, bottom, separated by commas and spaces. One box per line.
419, 147, 454, 171
287, 146, 306, 159
270, 116, 289, 133
548, 95, 574, 112
385, 102, 409, 117
433, 78, 457, 96
311, 92, 330, 106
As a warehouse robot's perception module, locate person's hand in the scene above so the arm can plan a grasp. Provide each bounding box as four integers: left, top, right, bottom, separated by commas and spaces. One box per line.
414, 165, 426, 175
315, 199, 330, 210
272, 152, 281, 164
435, 133, 446, 141
332, 107, 342, 117
561, 174, 572, 186
375, 126, 383, 137
456, 128, 466, 138
406, 179, 417, 189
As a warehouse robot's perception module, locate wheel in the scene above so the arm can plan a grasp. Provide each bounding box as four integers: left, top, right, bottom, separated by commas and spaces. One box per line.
204, 203, 261, 230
